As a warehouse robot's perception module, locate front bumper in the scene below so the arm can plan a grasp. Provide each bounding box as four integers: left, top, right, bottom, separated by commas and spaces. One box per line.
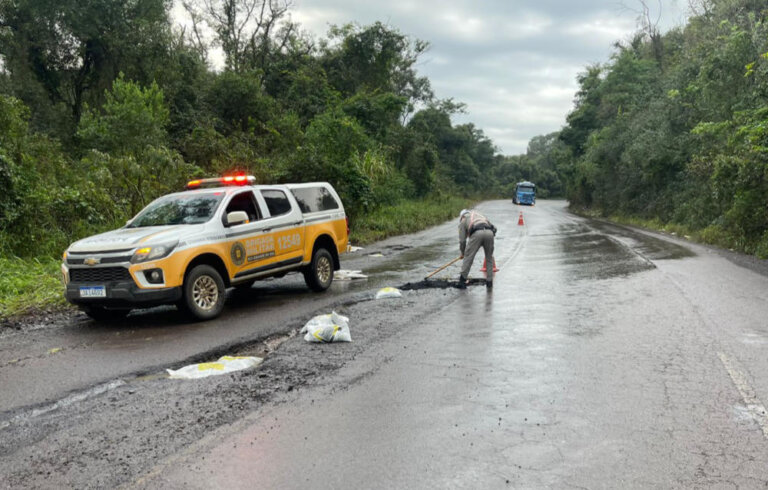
65, 281, 182, 307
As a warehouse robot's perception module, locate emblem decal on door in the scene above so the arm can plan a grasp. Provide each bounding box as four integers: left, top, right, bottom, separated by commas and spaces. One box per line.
231, 242, 246, 266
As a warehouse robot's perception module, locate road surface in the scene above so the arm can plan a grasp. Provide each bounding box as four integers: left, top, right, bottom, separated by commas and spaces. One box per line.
2, 200, 768, 488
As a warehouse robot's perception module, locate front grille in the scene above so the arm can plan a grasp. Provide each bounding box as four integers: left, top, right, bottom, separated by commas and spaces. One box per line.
67, 255, 131, 265
70, 267, 132, 283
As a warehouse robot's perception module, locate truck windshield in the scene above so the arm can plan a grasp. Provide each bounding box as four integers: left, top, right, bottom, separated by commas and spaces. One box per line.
128, 193, 224, 228
518, 186, 535, 193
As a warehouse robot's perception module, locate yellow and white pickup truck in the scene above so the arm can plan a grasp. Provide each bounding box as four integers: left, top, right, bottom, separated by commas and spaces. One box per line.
61, 176, 348, 321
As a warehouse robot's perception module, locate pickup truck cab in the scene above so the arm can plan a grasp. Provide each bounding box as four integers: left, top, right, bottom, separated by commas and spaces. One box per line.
61, 176, 348, 321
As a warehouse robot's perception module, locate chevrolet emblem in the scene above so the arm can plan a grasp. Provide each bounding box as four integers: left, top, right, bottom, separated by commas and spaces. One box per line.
84, 257, 100, 266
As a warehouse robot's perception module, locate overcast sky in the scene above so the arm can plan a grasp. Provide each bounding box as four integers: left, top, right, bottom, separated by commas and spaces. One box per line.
175, 1, 688, 155
289, 0, 690, 155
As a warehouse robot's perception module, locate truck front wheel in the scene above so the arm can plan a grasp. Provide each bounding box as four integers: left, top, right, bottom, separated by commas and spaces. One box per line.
181, 265, 226, 320
304, 248, 334, 292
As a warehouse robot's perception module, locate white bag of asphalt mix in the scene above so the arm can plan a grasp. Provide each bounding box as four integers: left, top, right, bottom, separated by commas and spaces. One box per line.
300, 311, 352, 343
167, 356, 263, 380
375, 287, 402, 299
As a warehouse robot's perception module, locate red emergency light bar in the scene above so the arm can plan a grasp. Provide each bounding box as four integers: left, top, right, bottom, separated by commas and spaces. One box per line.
185, 175, 256, 190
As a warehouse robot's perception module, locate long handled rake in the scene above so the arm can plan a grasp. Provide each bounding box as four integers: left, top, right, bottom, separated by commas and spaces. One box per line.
424, 256, 461, 280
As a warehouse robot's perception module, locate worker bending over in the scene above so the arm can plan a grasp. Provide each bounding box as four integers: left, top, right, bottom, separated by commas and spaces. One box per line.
458, 209, 496, 289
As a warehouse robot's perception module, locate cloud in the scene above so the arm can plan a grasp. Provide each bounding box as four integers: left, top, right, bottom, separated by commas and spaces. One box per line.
179, 0, 686, 154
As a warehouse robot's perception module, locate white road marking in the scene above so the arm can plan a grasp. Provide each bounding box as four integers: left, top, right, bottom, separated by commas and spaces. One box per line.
718, 352, 768, 439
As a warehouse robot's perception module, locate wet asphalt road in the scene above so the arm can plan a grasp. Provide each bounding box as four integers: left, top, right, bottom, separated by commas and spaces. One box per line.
0, 218, 448, 413
3, 200, 768, 488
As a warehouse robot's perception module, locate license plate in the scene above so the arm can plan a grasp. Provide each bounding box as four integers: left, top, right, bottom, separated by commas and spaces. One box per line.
79, 286, 106, 298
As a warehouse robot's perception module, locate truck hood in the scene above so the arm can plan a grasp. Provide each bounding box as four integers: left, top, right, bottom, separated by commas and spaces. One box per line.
68, 226, 193, 253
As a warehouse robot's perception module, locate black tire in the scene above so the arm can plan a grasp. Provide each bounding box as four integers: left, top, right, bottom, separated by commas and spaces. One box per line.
80, 306, 130, 322
303, 248, 334, 292
181, 264, 226, 320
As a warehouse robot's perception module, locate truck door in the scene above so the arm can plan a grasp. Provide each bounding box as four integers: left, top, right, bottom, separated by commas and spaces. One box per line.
258, 188, 305, 265
223, 190, 277, 279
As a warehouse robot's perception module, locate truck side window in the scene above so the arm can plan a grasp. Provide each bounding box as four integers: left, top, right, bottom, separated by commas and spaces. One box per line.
261, 190, 292, 217
291, 187, 340, 213
225, 191, 261, 224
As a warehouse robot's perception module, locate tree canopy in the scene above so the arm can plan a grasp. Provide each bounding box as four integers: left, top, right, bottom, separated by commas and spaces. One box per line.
1, 1, 544, 258
554, 0, 768, 257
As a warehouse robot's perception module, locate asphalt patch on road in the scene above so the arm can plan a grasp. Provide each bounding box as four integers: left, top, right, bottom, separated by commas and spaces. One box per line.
401, 278, 488, 290
386, 244, 412, 251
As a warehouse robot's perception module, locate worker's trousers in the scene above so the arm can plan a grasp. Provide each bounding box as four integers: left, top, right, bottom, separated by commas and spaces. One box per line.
461, 229, 495, 283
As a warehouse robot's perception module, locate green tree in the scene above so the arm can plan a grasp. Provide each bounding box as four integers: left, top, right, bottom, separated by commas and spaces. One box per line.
77, 76, 198, 215
559, 65, 603, 156
205, 70, 274, 134
341, 90, 407, 140
321, 22, 432, 117
281, 64, 340, 127
0, 95, 105, 257
293, 108, 374, 214
0, 0, 174, 135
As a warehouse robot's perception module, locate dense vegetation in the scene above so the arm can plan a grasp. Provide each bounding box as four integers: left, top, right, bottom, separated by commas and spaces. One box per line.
0, 0, 556, 266
555, 0, 768, 258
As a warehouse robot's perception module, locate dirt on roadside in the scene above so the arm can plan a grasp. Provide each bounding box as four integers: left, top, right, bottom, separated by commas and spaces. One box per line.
0, 307, 77, 337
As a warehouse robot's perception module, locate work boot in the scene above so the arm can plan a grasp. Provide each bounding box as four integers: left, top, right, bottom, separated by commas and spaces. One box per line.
486, 280, 493, 290
456, 275, 467, 289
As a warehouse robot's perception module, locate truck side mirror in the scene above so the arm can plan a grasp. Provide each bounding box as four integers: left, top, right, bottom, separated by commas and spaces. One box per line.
226, 211, 249, 226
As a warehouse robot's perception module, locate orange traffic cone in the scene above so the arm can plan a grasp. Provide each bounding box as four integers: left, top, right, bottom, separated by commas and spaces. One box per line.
480, 259, 499, 273
518, 212, 524, 226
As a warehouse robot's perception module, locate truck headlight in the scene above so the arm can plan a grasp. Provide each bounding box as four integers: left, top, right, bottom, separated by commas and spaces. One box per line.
131, 241, 178, 264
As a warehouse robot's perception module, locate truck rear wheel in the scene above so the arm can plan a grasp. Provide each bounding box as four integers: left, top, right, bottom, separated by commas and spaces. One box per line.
303, 248, 334, 292
181, 265, 226, 320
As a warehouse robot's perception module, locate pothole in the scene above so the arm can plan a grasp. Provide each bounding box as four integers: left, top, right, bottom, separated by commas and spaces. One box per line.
401, 278, 487, 290
386, 245, 412, 251
131, 330, 299, 383
232, 330, 298, 358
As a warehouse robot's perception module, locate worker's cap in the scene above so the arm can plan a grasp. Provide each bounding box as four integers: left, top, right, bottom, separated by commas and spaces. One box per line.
459, 209, 470, 219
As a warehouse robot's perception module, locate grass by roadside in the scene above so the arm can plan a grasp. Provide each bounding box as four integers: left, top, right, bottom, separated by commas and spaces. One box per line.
0, 194, 474, 321
349, 195, 473, 245
0, 256, 69, 319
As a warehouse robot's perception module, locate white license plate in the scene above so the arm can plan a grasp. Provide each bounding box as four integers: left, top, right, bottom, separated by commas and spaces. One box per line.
79, 286, 106, 298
